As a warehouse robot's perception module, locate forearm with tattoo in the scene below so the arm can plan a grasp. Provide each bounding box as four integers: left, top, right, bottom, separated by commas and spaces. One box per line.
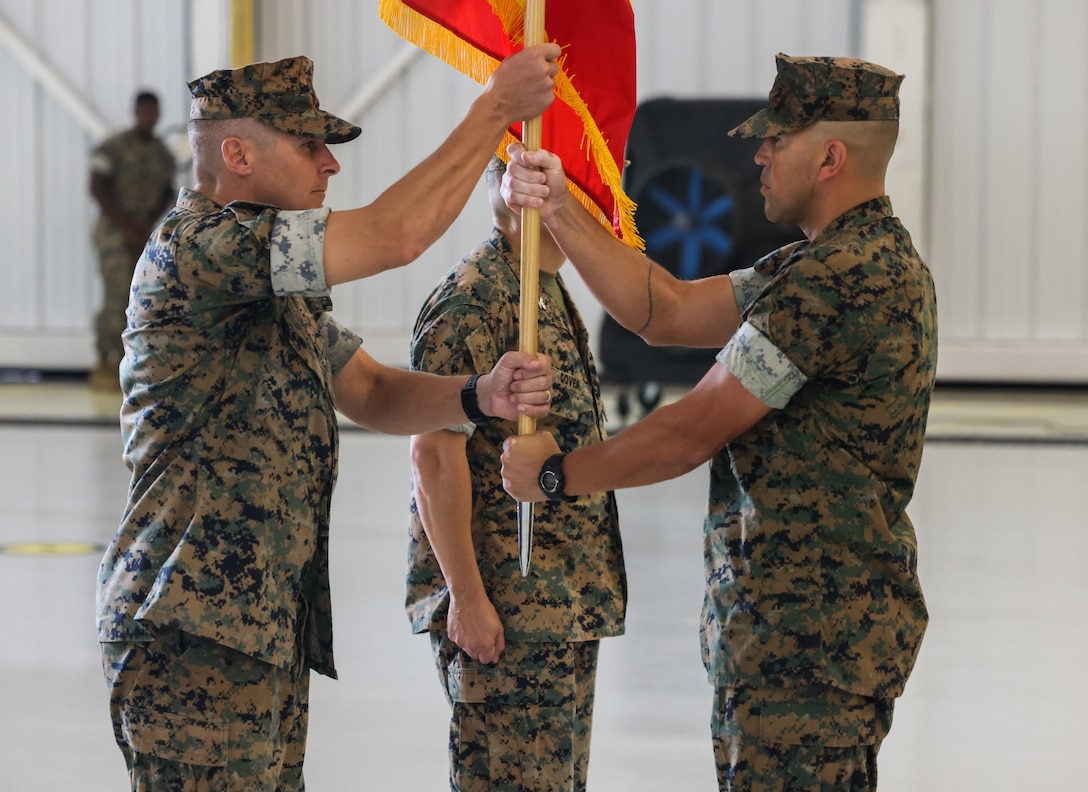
635, 259, 654, 335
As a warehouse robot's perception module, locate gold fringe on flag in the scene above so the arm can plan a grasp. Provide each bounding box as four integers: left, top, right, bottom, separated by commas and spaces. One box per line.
379, 0, 644, 250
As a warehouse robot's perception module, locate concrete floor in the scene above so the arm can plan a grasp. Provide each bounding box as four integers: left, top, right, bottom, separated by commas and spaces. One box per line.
1, 380, 1086, 791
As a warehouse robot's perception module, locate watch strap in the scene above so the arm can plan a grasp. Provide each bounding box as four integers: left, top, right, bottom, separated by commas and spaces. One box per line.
460, 373, 489, 427
539, 452, 567, 501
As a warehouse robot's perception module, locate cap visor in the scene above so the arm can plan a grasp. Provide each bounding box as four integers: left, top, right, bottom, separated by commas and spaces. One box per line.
309, 109, 361, 144
264, 110, 361, 143
727, 108, 797, 139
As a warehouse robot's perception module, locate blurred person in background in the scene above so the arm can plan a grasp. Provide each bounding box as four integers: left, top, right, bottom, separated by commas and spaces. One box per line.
89, 90, 175, 391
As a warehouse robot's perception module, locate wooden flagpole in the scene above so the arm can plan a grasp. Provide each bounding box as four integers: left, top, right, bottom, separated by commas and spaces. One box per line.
517, 0, 546, 577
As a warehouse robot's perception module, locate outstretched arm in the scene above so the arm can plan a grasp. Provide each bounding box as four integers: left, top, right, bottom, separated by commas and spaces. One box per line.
411, 430, 505, 664
322, 44, 561, 285
502, 142, 743, 349
333, 346, 553, 434
501, 362, 771, 500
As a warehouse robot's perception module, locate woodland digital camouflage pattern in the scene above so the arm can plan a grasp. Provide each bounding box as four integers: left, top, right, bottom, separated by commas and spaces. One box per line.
91, 128, 175, 226
711, 685, 892, 790
407, 230, 626, 642
409, 229, 625, 790
102, 627, 309, 789
188, 55, 361, 143
97, 187, 362, 681
705, 196, 937, 702
729, 53, 903, 139
431, 632, 598, 791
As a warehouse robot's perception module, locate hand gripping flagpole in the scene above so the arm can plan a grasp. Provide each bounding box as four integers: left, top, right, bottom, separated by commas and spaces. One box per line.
517, 0, 546, 578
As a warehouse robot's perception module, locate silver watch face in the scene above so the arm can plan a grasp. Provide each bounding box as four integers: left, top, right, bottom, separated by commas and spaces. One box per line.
540, 470, 560, 493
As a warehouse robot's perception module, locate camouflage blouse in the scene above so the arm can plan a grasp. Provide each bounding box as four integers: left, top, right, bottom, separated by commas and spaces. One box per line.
90, 127, 175, 226
97, 188, 361, 679
407, 230, 627, 642
704, 196, 938, 700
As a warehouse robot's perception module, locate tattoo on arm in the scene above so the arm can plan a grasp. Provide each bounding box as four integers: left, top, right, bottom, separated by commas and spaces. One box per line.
635, 260, 654, 334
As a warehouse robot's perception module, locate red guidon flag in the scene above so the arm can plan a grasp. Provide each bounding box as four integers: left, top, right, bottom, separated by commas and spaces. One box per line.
379, 0, 643, 249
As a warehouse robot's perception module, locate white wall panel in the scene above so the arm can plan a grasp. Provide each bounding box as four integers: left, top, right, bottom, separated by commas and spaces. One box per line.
862, 0, 929, 258
703, 2, 759, 94
929, 0, 985, 340
88, 0, 138, 125
37, 0, 97, 331
0, 46, 35, 328
981, 1, 1036, 341
636, 0, 703, 95
189, 0, 232, 78
0, 0, 190, 368
1036, 1, 1088, 342
40, 95, 95, 330
5, 0, 1087, 382
135, 2, 191, 126
808, 0, 861, 53
929, 0, 1088, 380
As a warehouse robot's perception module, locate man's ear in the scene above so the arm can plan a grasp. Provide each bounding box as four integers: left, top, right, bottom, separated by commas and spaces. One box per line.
220, 137, 253, 176
817, 139, 848, 182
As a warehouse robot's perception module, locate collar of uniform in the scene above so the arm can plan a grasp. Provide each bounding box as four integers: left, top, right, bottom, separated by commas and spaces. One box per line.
814, 195, 894, 245
175, 186, 223, 214
176, 187, 288, 218
488, 227, 514, 259
486, 226, 566, 321
487, 227, 524, 285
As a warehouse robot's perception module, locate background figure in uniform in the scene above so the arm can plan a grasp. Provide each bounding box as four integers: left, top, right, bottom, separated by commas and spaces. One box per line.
408, 156, 626, 791
500, 53, 938, 791
88, 90, 175, 391
97, 50, 559, 792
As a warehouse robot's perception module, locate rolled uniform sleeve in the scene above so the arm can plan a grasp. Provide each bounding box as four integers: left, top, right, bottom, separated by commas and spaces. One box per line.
320, 314, 363, 376
411, 283, 499, 440
270, 208, 331, 296
270, 207, 361, 375
445, 420, 477, 440
416, 319, 497, 440
718, 321, 807, 409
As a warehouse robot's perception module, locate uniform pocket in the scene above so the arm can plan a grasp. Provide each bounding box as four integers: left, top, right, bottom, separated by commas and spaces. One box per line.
446, 654, 539, 707
121, 706, 227, 767
446, 650, 548, 788
757, 692, 882, 748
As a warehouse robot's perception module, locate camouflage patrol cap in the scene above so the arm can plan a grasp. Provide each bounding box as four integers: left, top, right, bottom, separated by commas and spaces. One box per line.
729, 53, 903, 139
188, 56, 361, 143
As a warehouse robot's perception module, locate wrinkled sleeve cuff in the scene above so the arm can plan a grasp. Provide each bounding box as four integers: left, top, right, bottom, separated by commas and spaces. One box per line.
718, 321, 807, 409
271, 208, 331, 296
320, 314, 363, 377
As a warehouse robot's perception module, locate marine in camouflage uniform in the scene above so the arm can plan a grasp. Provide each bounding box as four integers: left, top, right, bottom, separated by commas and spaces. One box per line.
706, 193, 935, 788
97, 52, 560, 792
98, 59, 364, 792
409, 161, 626, 791
89, 91, 175, 390
500, 54, 938, 791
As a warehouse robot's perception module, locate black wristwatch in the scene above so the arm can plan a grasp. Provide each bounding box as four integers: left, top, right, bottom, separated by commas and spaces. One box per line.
460, 373, 489, 427
538, 453, 567, 501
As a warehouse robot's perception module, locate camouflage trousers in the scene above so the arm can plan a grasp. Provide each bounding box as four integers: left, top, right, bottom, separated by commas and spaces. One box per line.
93, 225, 139, 366
101, 626, 309, 792
430, 631, 600, 792
711, 684, 893, 791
